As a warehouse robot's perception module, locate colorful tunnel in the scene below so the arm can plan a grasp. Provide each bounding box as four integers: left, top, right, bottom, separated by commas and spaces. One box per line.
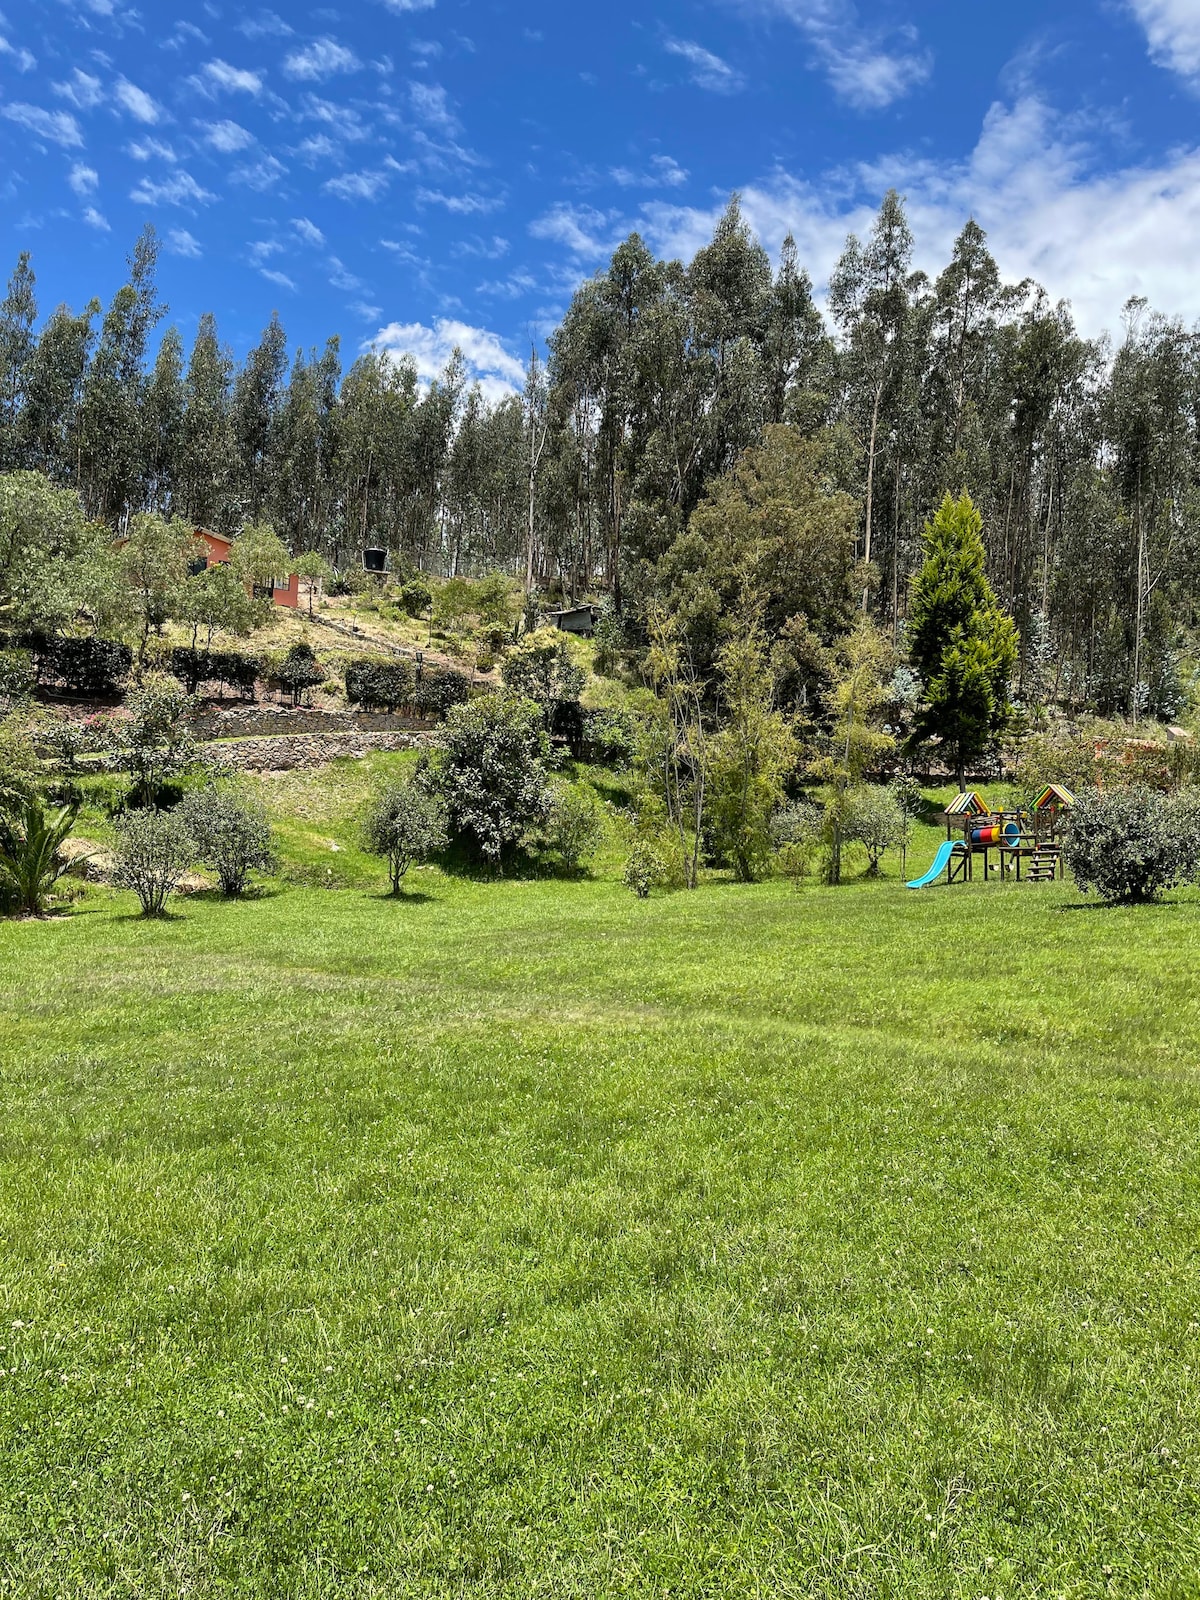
970, 821, 1022, 847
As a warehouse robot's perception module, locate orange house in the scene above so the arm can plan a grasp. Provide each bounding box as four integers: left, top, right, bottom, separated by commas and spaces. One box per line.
196, 529, 299, 610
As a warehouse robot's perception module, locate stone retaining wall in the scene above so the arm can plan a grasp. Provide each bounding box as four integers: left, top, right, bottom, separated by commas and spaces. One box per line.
191, 704, 435, 740
205, 730, 437, 773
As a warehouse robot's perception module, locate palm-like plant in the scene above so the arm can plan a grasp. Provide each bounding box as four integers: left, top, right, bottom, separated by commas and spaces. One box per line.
0, 796, 80, 917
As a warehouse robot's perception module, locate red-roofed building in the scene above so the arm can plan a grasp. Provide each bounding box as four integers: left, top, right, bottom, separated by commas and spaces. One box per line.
196, 529, 299, 610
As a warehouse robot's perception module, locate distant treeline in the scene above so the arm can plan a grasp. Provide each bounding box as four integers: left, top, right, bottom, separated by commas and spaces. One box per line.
2, 195, 1199, 718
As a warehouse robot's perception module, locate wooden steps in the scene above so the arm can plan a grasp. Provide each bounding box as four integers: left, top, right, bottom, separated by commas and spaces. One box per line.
1027, 845, 1061, 883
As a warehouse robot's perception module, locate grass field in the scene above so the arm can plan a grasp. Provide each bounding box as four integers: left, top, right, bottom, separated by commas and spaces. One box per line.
2, 816, 1200, 1595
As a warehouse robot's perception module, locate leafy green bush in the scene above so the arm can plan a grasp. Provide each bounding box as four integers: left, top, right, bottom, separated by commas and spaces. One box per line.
426, 693, 551, 864
344, 657, 416, 713
178, 783, 277, 897
0, 715, 40, 804
113, 672, 198, 808
399, 577, 432, 618
842, 784, 907, 876
113, 808, 195, 917
169, 647, 261, 698
1063, 786, 1200, 903
501, 629, 585, 721
0, 795, 79, 916
770, 800, 822, 886
412, 668, 471, 720
0, 648, 35, 706
361, 779, 448, 893
624, 839, 668, 898
273, 642, 324, 706
541, 785, 605, 874
36, 636, 132, 696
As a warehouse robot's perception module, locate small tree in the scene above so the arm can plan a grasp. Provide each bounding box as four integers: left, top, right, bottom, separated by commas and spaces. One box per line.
120, 512, 202, 657
1063, 787, 1200, 904
113, 808, 195, 917
907, 492, 1018, 785
427, 693, 552, 864
233, 521, 292, 597
810, 619, 896, 885
624, 838, 668, 899
842, 784, 906, 877
0, 714, 40, 804
542, 784, 605, 875
294, 551, 333, 618
0, 796, 79, 916
274, 642, 324, 706
770, 800, 822, 887
114, 672, 197, 806
501, 628, 585, 724
361, 779, 448, 893
179, 782, 277, 897
177, 561, 261, 650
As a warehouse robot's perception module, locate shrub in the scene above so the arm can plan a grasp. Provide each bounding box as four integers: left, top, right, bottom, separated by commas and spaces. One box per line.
542, 785, 605, 874
113, 672, 198, 807
0, 648, 35, 706
624, 839, 668, 898
842, 784, 907, 877
361, 780, 448, 893
40, 714, 110, 774
344, 657, 416, 713
274, 642, 324, 706
770, 800, 822, 886
37, 636, 132, 696
0, 714, 40, 804
1063, 786, 1200, 903
169, 646, 260, 699
413, 667, 471, 720
399, 577, 432, 618
0, 795, 79, 916
178, 783, 277, 897
427, 693, 552, 863
501, 628, 585, 722
113, 808, 195, 916
583, 706, 640, 767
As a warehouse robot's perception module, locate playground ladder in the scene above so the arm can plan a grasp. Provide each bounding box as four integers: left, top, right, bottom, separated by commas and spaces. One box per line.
1027, 844, 1061, 883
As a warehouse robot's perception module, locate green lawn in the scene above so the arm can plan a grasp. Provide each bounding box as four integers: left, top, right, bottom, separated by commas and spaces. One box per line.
2, 845, 1199, 1594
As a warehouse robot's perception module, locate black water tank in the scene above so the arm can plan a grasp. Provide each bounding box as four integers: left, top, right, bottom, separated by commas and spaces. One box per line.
363, 548, 387, 573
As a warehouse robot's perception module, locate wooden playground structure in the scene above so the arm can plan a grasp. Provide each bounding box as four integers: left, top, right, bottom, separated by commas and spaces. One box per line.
908, 786, 1076, 889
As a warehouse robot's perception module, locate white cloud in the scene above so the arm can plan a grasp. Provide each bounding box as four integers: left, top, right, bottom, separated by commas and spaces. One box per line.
378, 0, 437, 11
369, 317, 525, 403
283, 37, 361, 81
324, 168, 391, 200
53, 69, 104, 110
206, 119, 254, 153
350, 300, 383, 321
68, 162, 99, 195
231, 155, 286, 190
328, 256, 365, 291
477, 270, 537, 299
409, 80, 458, 132
529, 202, 623, 257
292, 216, 325, 245
165, 228, 202, 256
238, 10, 293, 38
128, 138, 177, 162
82, 205, 110, 230
260, 268, 297, 290
192, 59, 263, 96
416, 186, 503, 214
610, 154, 688, 189
1128, 0, 1200, 83
634, 95, 1200, 337
160, 21, 209, 52
130, 169, 216, 206
0, 103, 83, 147
0, 35, 36, 71
662, 37, 745, 94
114, 77, 163, 123
736, 0, 930, 110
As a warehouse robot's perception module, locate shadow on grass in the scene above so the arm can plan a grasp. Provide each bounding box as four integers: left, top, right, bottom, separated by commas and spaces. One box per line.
1054, 898, 1186, 913
368, 889, 436, 904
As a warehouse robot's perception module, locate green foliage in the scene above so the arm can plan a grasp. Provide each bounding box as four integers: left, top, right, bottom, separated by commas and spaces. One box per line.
273, 641, 324, 706
706, 617, 798, 882
120, 511, 201, 649
178, 782, 277, 897
344, 656, 416, 714
500, 628, 585, 719
428, 692, 552, 863
176, 559, 262, 648
841, 784, 907, 876
361, 778, 448, 893
0, 793, 77, 915
540, 783, 605, 875
112, 806, 195, 916
0, 470, 118, 635
0, 713, 39, 804
233, 521, 292, 591
1063, 786, 1200, 903
398, 576, 432, 617
0, 647, 34, 705
113, 671, 197, 806
623, 837, 669, 898
810, 619, 897, 885
769, 799, 822, 886
907, 492, 1018, 781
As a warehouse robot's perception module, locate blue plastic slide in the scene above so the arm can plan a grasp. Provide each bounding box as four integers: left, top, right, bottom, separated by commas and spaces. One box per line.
907, 840, 962, 889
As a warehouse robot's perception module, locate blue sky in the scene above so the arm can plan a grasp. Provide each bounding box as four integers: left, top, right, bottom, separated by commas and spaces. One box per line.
1, 0, 1200, 397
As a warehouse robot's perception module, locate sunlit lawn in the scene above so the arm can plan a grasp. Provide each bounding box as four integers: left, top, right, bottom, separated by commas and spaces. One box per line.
1, 812, 1199, 1595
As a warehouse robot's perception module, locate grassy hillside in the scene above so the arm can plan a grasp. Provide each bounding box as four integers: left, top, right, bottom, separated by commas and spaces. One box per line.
1, 850, 1199, 1594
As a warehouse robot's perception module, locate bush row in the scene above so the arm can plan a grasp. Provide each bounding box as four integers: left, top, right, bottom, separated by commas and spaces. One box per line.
343, 656, 471, 718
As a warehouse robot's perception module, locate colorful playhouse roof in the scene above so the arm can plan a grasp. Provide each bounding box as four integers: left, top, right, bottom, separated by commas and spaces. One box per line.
1032, 784, 1076, 811
945, 791, 990, 817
